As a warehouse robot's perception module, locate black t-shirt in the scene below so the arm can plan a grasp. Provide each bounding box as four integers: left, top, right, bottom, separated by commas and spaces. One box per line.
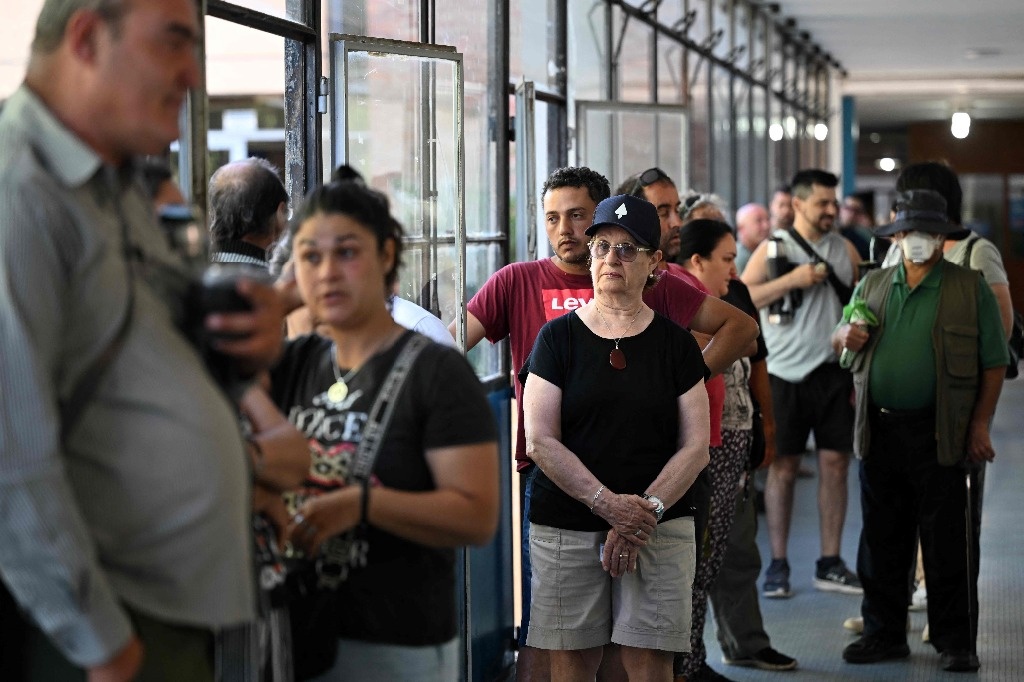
526, 311, 706, 531
270, 331, 496, 645
724, 278, 768, 362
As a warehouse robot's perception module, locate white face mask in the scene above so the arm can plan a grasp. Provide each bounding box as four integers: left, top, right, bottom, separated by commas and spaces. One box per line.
899, 231, 943, 264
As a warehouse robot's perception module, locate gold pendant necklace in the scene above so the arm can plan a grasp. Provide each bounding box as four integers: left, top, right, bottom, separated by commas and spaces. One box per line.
595, 303, 643, 370
327, 345, 359, 404
326, 328, 404, 403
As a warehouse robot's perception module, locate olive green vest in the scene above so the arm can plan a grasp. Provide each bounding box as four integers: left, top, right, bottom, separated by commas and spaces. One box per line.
850, 261, 981, 466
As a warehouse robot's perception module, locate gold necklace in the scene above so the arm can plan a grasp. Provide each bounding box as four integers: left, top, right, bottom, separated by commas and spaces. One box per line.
326, 328, 402, 403
595, 303, 643, 370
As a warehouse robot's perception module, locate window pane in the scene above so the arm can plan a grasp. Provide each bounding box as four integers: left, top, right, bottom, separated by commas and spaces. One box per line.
752, 85, 768, 204
657, 33, 684, 104
464, 243, 505, 377
205, 17, 286, 175
218, 0, 295, 22
711, 67, 732, 201
568, 0, 608, 102
688, 60, 711, 192
614, 6, 652, 102
735, 80, 751, 207
510, 0, 560, 89
436, 0, 498, 240
577, 104, 687, 193
326, 0, 420, 42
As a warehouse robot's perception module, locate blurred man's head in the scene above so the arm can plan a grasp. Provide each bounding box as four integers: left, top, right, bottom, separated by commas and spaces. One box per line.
28, 0, 201, 164
681, 193, 728, 224
840, 194, 873, 228
735, 203, 771, 250
618, 168, 683, 260
209, 157, 289, 251
769, 185, 794, 230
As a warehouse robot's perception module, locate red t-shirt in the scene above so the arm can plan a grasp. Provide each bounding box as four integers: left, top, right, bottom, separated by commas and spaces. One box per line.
467, 258, 708, 469
666, 264, 726, 447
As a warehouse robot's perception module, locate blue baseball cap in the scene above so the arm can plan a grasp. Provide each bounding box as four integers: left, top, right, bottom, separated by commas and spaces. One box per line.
585, 194, 660, 249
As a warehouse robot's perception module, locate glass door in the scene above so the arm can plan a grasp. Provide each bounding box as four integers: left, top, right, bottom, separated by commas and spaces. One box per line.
330, 35, 467, 345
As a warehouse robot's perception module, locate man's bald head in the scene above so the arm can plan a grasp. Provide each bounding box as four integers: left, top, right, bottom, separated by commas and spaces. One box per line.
209, 158, 288, 250
735, 202, 771, 250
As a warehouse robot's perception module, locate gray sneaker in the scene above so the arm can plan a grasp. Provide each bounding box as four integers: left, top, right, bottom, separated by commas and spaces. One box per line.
814, 559, 863, 595
763, 558, 792, 598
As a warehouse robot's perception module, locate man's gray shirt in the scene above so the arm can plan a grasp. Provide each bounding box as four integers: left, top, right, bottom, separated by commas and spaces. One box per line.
0, 86, 255, 666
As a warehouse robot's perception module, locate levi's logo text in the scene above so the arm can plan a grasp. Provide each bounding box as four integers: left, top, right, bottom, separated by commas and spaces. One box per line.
543, 288, 593, 321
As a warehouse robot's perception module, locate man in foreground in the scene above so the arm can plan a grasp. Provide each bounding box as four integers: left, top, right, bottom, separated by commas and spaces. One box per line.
0, 1, 284, 679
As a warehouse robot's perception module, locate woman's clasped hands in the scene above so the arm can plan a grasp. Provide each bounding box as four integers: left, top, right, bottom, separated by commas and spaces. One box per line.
593, 491, 658, 577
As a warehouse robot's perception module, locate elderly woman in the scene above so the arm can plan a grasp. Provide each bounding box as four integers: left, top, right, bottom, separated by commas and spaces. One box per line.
523, 194, 710, 681
269, 178, 499, 681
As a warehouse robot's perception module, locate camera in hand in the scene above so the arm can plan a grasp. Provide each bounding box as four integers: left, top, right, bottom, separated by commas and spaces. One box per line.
189, 264, 272, 395
765, 238, 802, 325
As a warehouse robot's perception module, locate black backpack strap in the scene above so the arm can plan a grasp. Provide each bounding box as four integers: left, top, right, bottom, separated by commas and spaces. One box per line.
786, 227, 854, 304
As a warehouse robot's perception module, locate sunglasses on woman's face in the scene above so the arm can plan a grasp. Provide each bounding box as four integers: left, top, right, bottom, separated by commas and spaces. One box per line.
588, 239, 652, 263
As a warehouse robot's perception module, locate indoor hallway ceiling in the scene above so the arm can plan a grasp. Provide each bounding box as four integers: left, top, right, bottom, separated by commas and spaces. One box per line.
764, 0, 1024, 129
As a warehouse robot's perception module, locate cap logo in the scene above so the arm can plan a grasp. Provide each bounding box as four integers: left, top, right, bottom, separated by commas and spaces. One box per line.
615, 203, 628, 219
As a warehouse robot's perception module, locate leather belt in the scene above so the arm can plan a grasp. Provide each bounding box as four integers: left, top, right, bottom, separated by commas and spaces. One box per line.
869, 405, 935, 424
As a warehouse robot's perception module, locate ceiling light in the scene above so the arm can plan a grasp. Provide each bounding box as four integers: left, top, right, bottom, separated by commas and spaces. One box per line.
814, 123, 828, 141
878, 157, 896, 172
769, 123, 784, 141
951, 112, 971, 139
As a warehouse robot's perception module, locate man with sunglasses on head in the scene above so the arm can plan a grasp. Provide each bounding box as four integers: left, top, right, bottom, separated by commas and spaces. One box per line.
451, 166, 757, 681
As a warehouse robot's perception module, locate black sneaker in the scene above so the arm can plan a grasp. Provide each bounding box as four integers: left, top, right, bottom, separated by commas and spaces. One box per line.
688, 662, 735, 681
940, 650, 980, 672
722, 646, 797, 671
763, 558, 792, 598
814, 558, 863, 595
842, 635, 910, 664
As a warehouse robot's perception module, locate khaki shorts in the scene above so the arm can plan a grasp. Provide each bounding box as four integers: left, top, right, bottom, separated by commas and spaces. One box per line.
526, 517, 695, 652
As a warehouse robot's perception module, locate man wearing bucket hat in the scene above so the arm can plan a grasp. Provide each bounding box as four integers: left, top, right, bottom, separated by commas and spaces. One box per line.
832, 189, 1007, 672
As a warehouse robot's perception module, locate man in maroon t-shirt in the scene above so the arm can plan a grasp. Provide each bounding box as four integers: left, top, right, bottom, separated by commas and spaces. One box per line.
450, 166, 757, 681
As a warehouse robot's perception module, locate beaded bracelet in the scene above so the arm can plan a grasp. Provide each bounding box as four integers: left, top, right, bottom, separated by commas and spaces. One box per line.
588, 484, 605, 513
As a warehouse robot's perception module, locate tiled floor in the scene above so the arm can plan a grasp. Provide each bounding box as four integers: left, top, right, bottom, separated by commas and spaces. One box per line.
700, 377, 1024, 681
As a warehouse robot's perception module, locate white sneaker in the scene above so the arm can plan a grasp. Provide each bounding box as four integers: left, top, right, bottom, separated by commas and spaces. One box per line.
910, 584, 927, 611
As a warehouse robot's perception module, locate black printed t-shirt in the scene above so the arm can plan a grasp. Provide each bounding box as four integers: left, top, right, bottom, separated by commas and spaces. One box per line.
526, 311, 707, 531
270, 331, 496, 645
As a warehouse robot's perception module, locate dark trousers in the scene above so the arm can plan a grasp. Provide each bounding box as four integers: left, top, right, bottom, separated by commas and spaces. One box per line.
710, 483, 771, 659
857, 409, 980, 654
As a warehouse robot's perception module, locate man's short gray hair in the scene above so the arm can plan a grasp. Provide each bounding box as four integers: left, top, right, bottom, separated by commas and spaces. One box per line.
31, 0, 128, 55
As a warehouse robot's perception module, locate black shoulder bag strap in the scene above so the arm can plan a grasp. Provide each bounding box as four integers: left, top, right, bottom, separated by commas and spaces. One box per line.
786, 227, 854, 304
60, 182, 137, 441
316, 333, 432, 589
348, 332, 432, 486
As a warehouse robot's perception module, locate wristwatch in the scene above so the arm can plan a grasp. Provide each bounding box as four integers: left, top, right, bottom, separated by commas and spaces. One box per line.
642, 493, 665, 522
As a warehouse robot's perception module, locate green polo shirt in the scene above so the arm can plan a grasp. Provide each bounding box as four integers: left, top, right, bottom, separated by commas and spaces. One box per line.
868, 259, 1007, 409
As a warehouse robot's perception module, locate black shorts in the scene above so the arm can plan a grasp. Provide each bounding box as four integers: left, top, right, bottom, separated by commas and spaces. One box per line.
770, 363, 854, 456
